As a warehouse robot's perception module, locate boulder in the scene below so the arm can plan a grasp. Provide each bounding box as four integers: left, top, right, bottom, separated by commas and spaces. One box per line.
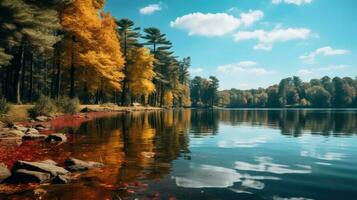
35, 116, 49, 122
22, 134, 47, 140
12, 160, 70, 177
65, 158, 104, 172
6, 169, 51, 184
45, 133, 67, 143
26, 128, 39, 135
0, 130, 25, 138
52, 174, 71, 184
39, 160, 58, 166
0, 163, 11, 183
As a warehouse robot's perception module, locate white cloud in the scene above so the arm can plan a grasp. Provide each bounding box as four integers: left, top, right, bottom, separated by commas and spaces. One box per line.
139, 4, 161, 15
189, 67, 203, 74
298, 65, 350, 76
272, 0, 313, 5
170, 13, 241, 37
240, 10, 264, 26
217, 61, 272, 75
234, 28, 311, 51
300, 46, 350, 64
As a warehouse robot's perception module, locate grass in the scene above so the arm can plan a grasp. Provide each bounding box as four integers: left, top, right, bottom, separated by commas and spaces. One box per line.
0, 105, 32, 123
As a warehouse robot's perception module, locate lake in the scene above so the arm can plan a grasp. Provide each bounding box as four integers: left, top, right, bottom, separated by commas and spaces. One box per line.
6, 109, 357, 200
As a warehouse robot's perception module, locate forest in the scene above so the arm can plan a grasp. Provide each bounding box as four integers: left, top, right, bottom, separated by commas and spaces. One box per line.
0, 0, 196, 107
218, 76, 357, 108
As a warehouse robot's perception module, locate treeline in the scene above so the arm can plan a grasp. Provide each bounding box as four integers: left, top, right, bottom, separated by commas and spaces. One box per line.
190, 76, 220, 107
219, 76, 357, 108
0, 0, 192, 107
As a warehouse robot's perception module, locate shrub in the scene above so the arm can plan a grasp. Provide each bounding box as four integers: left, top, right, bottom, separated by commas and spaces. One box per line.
28, 95, 57, 117
0, 98, 10, 115
55, 96, 80, 114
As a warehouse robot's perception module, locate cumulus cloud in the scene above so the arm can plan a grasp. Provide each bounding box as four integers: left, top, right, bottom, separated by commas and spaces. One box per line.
240, 10, 264, 26
234, 28, 311, 51
139, 4, 161, 15
300, 46, 350, 64
272, 0, 313, 5
170, 13, 241, 36
298, 65, 350, 76
217, 61, 272, 75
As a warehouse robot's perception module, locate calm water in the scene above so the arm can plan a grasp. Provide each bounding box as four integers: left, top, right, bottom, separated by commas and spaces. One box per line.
7, 109, 357, 200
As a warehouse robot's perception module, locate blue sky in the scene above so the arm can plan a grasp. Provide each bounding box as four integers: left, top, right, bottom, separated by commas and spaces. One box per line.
105, 0, 357, 90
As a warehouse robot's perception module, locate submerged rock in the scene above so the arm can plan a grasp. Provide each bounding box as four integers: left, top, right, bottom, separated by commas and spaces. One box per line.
6, 169, 51, 184
45, 133, 67, 143
65, 158, 104, 172
12, 160, 70, 177
0, 163, 11, 183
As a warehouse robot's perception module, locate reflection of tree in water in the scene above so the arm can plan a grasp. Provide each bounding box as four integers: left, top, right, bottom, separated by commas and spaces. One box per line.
190, 109, 219, 135
118, 110, 191, 182
216, 109, 357, 136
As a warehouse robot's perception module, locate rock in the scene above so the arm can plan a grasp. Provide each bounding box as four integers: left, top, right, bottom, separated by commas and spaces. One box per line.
45, 133, 67, 143
12, 160, 70, 177
14, 125, 28, 132
65, 165, 89, 172
35, 116, 49, 122
52, 175, 71, 184
6, 169, 51, 184
0, 121, 5, 129
65, 158, 104, 172
0, 163, 11, 183
22, 134, 47, 140
25, 128, 39, 135
0, 130, 25, 138
35, 124, 51, 131
39, 160, 58, 166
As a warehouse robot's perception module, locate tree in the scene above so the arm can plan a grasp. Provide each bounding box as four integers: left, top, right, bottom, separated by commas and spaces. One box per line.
142, 27, 173, 106
208, 76, 219, 106
61, 0, 124, 98
332, 77, 355, 107
116, 18, 141, 105
306, 86, 331, 107
127, 47, 155, 104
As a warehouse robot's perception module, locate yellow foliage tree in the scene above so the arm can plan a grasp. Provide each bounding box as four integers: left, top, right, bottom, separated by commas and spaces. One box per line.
61, 0, 124, 95
127, 47, 156, 103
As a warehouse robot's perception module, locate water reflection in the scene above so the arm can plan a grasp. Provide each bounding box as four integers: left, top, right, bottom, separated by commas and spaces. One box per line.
4, 109, 357, 199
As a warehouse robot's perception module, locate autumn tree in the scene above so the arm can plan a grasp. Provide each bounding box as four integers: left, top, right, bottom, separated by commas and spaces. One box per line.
61, 0, 124, 99
127, 47, 155, 104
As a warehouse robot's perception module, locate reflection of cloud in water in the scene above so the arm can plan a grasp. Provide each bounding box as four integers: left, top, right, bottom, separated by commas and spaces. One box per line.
301, 151, 345, 161
273, 196, 315, 200
172, 163, 278, 190
173, 164, 240, 188
235, 157, 312, 174
218, 136, 268, 148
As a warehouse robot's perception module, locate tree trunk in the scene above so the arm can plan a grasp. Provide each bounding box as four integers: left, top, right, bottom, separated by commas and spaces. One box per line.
14, 45, 25, 104
69, 36, 75, 98
28, 53, 33, 102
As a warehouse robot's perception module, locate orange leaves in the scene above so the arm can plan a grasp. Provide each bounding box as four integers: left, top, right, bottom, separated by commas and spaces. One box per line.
61, 0, 125, 93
